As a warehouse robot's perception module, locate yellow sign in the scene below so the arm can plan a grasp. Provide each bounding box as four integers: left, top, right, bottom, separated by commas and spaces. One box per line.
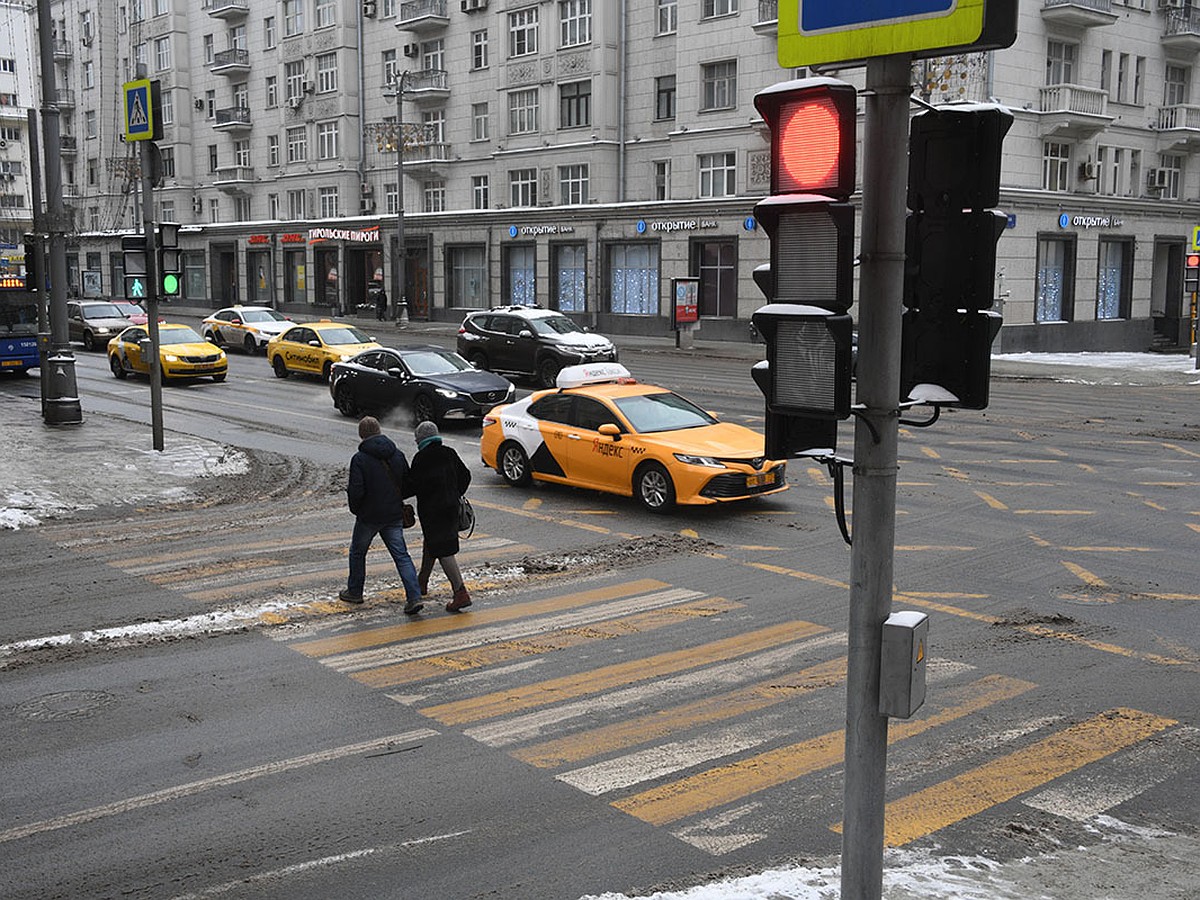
777, 0, 985, 68
123, 79, 154, 142
1191, 225, 1200, 252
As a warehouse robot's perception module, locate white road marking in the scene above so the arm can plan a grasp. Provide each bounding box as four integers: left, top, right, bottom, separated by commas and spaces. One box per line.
673, 803, 767, 855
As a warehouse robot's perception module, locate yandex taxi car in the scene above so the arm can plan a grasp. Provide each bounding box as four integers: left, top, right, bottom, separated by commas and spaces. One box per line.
480, 363, 787, 513
107, 323, 228, 382
266, 320, 380, 380
201, 305, 292, 355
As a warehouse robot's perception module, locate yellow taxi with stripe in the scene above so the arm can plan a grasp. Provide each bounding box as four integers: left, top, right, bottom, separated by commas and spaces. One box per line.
107, 323, 228, 383
480, 363, 787, 513
266, 320, 381, 381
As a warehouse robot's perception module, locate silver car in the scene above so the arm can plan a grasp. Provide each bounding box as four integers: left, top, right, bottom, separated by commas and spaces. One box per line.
67, 300, 132, 351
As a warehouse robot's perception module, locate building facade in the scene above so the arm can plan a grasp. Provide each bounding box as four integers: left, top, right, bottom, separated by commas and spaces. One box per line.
10, 0, 1200, 351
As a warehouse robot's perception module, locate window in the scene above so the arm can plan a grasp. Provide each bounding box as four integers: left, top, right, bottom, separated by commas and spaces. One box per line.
316, 53, 337, 93
1035, 236, 1075, 322
285, 60, 305, 102
206, 89, 215, 118
472, 102, 489, 141
208, 145, 219, 173
1042, 141, 1070, 191
1134, 56, 1145, 105
134, 41, 147, 70
131, 0, 144, 23
385, 182, 398, 214
160, 146, 175, 178
472, 174, 489, 209
698, 151, 736, 197
87, 157, 98, 185
161, 200, 175, 222
559, 164, 589, 204
559, 81, 591, 129
318, 186, 339, 217
1116, 53, 1129, 103
655, 75, 676, 121
1100, 50, 1110, 93
509, 88, 539, 135
1046, 41, 1075, 85
82, 61, 94, 89
85, 110, 97, 138
1157, 154, 1183, 200
1097, 145, 1139, 197
231, 24, 247, 51
317, 121, 338, 159
553, 244, 586, 312
509, 7, 538, 58
287, 189, 306, 218
424, 180, 446, 213
233, 82, 248, 108
264, 16, 276, 48
203, 34, 214, 65
1165, 65, 1189, 107
423, 110, 446, 144
607, 243, 659, 315
152, 0, 167, 16
560, 0, 591, 47
287, 125, 307, 163
266, 76, 278, 107
692, 239, 737, 317
235, 196, 252, 221
268, 134, 280, 166
268, 193, 280, 218
657, 0, 677, 34
701, 61, 736, 111
448, 245, 488, 308
510, 168, 538, 206
154, 36, 172, 71
1096, 238, 1132, 320
654, 160, 670, 200
383, 49, 398, 87
703, 0, 738, 16
381, 0, 396, 16
503, 245, 536, 305
472, 30, 489, 70
283, 0, 303, 37
423, 38, 445, 71
315, 0, 335, 28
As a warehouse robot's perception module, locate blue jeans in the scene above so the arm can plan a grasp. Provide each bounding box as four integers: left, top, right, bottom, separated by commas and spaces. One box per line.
347, 519, 421, 601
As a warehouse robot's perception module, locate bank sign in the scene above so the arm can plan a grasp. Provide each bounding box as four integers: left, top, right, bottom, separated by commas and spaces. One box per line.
1059, 213, 1125, 230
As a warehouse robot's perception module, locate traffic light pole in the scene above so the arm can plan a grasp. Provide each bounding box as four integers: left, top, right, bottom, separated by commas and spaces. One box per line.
841, 52, 911, 900
139, 131, 164, 451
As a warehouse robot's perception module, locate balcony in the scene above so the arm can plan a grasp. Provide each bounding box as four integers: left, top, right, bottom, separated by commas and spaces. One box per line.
754, 0, 778, 32
1157, 104, 1200, 151
406, 69, 449, 103
60, 135, 78, 154
398, 0, 449, 33
1037, 83, 1113, 138
54, 88, 76, 109
206, 0, 249, 19
213, 106, 252, 132
214, 165, 254, 193
1162, 8, 1200, 55
1041, 0, 1118, 28
52, 38, 72, 60
210, 48, 250, 76
403, 142, 450, 175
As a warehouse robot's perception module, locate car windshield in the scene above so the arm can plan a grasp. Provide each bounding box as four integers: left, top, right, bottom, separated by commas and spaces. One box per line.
160, 326, 204, 344
529, 315, 583, 336
612, 390, 717, 434
114, 302, 144, 316
241, 309, 287, 323
320, 326, 372, 345
86, 303, 124, 318
401, 350, 472, 376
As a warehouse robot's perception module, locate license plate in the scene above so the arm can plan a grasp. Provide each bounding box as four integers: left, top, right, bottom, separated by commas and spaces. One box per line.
747, 471, 775, 488
1, 360, 21, 367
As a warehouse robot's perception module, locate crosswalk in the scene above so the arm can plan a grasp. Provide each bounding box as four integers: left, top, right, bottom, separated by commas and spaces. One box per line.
277, 575, 1196, 855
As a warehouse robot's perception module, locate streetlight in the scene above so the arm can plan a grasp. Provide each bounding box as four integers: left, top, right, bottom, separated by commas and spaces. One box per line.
383, 72, 409, 326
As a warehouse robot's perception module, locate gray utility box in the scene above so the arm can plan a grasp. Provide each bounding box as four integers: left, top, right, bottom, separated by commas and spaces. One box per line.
879, 610, 929, 718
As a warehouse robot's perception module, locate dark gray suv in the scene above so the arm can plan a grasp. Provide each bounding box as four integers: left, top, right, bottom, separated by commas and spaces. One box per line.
456, 305, 618, 388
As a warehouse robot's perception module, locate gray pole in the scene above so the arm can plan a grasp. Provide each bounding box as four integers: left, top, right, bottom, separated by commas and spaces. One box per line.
840, 52, 911, 900
35, 0, 82, 425
390, 73, 409, 326
27, 109, 49, 412
137, 68, 164, 452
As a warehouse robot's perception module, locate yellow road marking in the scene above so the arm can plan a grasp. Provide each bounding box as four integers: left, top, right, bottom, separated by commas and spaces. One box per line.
613, 675, 1034, 826
1013, 509, 1095, 516
522, 498, 542, 510
1189, 523, 1200, 535
920, 447, 941, 459
1061, 561, 1108, 588
896, 545, 975, 552
941, 467, 969, 481
974, 491, 1008, 510
1077, 463, 1096, 473
868, 708, 1176, 846
111, 531, 348, 567
420, 620, 828, 726
514, 657, 848, 769
680, 528, 700, 539
1164, 442, 1200, 460
471, 497, 627, 536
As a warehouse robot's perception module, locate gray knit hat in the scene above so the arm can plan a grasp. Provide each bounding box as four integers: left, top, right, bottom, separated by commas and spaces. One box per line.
414, 420, 439, 443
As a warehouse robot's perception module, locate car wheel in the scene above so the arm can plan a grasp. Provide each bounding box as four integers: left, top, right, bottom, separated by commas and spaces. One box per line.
468, 350, 489, 371
498, 441, 532, 487
82, 331, 96, 352
321, 360, 333, 382
109, 354, 126, 379
635, 462, 676, 513
243, 335, 257, 355
538, 357, 562, 389
212, 373, 227, 383
334, 383, 358, 417
413, 393, 437, 424
272, 356, 289, 378
208, 330, 223, 348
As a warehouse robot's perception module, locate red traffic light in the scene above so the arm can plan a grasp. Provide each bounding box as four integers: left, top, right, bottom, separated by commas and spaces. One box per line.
1187, 254, 1200, 269
755, 77, 857, 198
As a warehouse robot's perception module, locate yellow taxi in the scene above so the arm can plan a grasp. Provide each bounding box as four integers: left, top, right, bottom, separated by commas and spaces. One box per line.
480, 363, 787, 513
266, 320, 380, 381
107, 323, 228, 383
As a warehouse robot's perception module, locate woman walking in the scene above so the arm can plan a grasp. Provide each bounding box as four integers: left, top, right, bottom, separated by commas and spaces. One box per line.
406, 421, 473, 612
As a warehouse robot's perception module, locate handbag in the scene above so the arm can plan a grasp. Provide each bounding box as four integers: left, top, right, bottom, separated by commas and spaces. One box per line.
402, 503, 416, 529
457, 496, 475, 538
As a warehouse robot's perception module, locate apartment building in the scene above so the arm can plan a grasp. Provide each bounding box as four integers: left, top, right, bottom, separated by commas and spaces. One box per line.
14, 0, 1200, 351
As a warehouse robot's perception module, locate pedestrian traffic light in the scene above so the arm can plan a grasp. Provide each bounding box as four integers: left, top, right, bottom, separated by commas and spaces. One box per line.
122, 235, 149, 301
901, 103, 1012, 410
156, 221, 181, 297
23, 233, 41, 292
750, 77, 858, 457
1185, 253, 1200, 294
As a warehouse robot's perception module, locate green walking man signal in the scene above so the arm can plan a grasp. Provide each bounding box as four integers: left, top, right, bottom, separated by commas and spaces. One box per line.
122, 222, 182, 300
122, 235, 148, 301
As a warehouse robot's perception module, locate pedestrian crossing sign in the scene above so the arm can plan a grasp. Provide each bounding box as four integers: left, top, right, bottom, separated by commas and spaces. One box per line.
123, 79, 154, 142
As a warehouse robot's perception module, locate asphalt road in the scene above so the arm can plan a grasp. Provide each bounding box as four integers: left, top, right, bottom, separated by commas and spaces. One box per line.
1, 340, 1198, 899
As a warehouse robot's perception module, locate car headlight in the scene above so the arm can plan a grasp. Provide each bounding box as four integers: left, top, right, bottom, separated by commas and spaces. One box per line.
164, 354, 179, 362
435, 388, 460, 399
95, 327, 110, 335
674, 453, 726, 468
217, 350, 226, 360
506, 384, 516, 399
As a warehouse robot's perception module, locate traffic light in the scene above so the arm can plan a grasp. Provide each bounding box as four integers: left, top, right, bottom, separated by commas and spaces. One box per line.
751, 77, 858, 457
156, 221, 181, 297
23, 233, 41, 291
901, 104, 1012, 410
1185, 253, 1200, 294
122, 235, 149, 301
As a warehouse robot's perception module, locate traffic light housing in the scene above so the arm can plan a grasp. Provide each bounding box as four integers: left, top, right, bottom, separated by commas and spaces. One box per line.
901, 104, 1012, 410
156, 222, 181, 297
122, 235, 149, 301
23, 233, 41, 291
751, 78, 858, 457
1185, 253, 1200, 294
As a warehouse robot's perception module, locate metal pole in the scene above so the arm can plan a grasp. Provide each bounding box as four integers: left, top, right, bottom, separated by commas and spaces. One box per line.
27, 109, 50, 414
35, 0, 82, 425
840, 52, 911, 900
391, 73, 409, 326
136, 66, 164, 451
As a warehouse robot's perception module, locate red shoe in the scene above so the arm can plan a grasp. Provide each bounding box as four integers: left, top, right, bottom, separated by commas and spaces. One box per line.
446, 585, 472, 612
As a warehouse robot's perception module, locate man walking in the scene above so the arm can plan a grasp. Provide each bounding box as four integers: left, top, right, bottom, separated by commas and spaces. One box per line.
341, 416, 424, 614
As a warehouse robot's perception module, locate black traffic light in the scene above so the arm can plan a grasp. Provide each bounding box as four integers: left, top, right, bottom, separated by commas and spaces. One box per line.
121, 235, 149, 302
23, 233, 41, 291
1185, 253, 1200, 294
902, 104, 1012, 410
750, 78, 858, 457
156, 222, 181, 297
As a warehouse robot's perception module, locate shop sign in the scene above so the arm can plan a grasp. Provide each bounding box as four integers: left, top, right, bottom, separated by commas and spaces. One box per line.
506, 224, 576, 237
280, 233, 306, 244
635, 218, 720, 234
308, 226, 381, 244
672, 277, 699, 327
247, 234, 272, 246
1058, 212, 1125, 230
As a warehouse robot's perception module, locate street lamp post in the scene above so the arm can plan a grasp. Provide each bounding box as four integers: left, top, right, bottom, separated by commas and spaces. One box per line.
385, 73, 409, 326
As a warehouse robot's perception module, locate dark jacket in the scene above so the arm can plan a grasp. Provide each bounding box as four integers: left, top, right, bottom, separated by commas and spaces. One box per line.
347, 434, 410, 525
405, 439, 471, 558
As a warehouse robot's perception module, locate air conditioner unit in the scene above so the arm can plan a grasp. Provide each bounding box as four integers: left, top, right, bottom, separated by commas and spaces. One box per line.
289, 96, 304, 110
360, 197, 376, 213
461, 0, 488, 11
194, 97, 205, 110
0, 173, 13, 181
361, 181, 373, 195
403, 43, 420, 58
363, 0, 377, 17
302, 81, 313, 94
1147, 167, 1170, 190
0, 140, 7, 150
1078, 161, 1097, 180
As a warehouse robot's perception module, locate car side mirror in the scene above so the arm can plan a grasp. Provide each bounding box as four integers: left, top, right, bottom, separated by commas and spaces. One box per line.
598, 423, 621, 440
518, 329, 533, 339
386, 366, 407, 379
308, 340, 321, 347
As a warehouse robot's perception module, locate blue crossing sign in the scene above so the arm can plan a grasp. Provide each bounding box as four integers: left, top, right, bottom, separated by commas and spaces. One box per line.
123, 79, 154, 142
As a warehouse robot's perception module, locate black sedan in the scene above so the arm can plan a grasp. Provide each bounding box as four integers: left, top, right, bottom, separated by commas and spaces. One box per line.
329, 345, 515, 424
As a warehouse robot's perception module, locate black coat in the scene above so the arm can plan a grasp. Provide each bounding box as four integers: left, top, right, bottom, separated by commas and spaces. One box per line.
405, 440, 471, 558
347, 434, 410, 525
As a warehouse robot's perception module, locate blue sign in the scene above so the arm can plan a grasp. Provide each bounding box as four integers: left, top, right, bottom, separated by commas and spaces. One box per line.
744, 217, 757, 231
636, 220, 647, 234
802, 0, 955, 33
123, 79, 154, 142
508, 225, 518, 237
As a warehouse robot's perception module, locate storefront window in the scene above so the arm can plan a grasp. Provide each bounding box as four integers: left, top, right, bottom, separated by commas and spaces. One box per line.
284, 249, 306, 305
184, 251, 206, 301
1097, 238, 1131, 320
447, 245, 487, 308
1036, 236, 1075, 323
504, 244, 536, 305
691, 238, 737, 317
316, 248, 339, 311
553, 243, 586, 312
607, 242, 659, 316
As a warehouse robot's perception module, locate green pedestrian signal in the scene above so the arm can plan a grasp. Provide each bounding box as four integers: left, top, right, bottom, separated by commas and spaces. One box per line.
125, 276, 148, 299
162, 272, 180, 296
